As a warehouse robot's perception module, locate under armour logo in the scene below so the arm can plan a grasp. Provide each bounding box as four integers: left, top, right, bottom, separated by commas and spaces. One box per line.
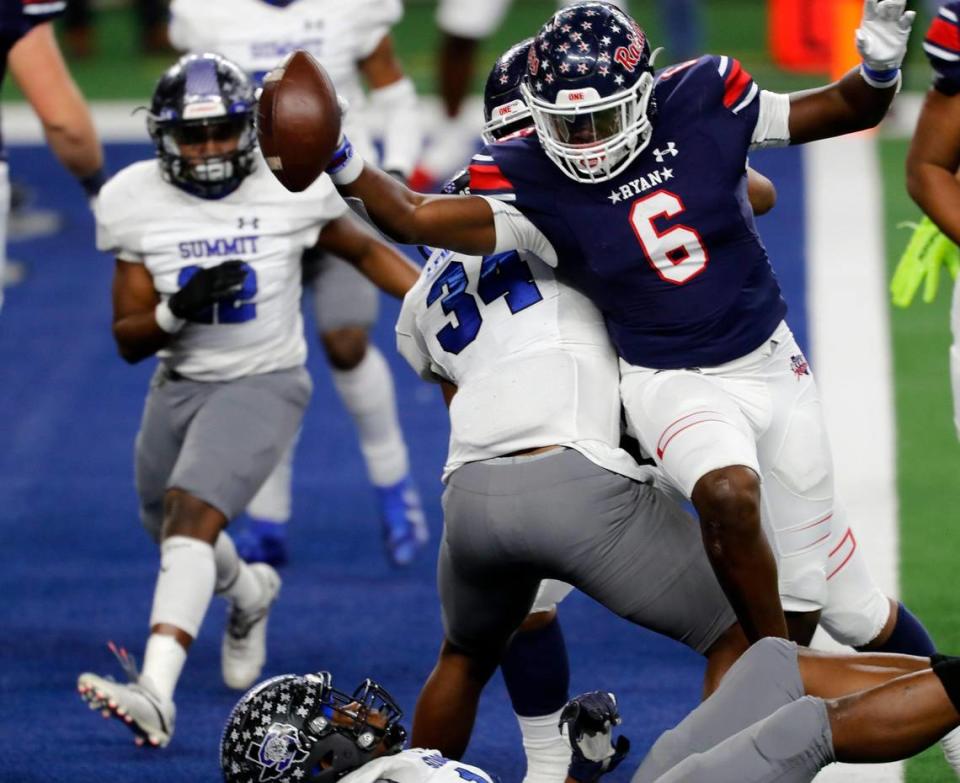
238, 217, 259, 230
653, 142, 678, 162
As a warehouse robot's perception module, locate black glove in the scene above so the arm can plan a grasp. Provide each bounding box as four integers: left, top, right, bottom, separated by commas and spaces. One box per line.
560, 692, 631, 783
169, 260, 248, 320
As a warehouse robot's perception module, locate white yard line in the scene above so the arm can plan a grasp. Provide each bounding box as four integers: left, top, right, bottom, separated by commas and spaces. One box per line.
806, 134, 902, 782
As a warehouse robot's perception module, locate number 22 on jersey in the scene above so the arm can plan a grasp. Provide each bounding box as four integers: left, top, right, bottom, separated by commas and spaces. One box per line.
426, 251, 543, 354
177, 262, 258, 324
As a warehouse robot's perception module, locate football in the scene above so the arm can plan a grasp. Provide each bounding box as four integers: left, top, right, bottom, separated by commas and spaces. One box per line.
257, 50, 342, 192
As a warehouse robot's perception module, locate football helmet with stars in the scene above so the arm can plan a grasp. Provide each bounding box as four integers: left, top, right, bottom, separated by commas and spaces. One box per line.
221, 672, 407, 783
482, 38, 535, 144
521, 1, 660, 183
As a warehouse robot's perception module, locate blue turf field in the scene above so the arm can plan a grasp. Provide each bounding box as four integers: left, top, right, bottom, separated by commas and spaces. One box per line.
0, 142, 803, 782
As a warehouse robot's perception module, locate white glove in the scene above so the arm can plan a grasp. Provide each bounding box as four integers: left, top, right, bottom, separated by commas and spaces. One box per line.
855, 0, 915, 72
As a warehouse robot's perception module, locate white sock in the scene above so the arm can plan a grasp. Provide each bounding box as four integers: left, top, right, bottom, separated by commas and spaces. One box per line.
140, 633, 186, 703
941, 726, 960, 773
214, 532, 264, 610
148, 536, 216, 637
517, 708, 571, 783
331, 345, 409, 487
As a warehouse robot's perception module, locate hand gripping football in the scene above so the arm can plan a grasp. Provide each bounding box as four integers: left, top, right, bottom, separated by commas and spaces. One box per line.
257, 50, 342, 192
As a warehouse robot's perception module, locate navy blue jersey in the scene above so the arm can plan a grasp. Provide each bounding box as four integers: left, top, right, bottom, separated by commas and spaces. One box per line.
0, 0, 64, 83
470, 55, 786, 370
924, 2, 960, 95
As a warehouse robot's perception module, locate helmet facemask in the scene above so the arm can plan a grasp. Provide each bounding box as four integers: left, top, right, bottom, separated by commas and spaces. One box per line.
522, 64, 656, 184
149, 114, 257, 199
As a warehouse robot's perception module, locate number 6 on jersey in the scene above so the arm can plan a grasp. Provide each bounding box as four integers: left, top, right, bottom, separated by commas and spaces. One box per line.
629, 190, 709, 285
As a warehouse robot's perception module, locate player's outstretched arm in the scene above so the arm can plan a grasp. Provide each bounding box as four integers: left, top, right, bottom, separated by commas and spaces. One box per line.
787, 0, 914, 145
316, 210, 421, 299
111, 260, 169, 364
907, 89, 960, 245
9, 22, 105, 197
328, 144, 498, 255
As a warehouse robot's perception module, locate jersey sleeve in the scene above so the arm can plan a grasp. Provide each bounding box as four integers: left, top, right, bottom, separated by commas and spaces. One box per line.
94, 170, 147, 262
167, 0, 216, 54
924, 3, 960, 95
396, 287, 449, 384
352, 0, 403, 60
20, 0, 66, 27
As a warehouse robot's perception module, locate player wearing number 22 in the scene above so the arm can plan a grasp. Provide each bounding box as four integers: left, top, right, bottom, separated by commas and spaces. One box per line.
76, 52, 418, 749
327, 0, 918, 645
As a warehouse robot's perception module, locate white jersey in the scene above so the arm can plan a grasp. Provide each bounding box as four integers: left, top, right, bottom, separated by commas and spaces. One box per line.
396, 248, 651, 483
168, 0, 401, 159
96, 158, 348, 382
341, 749, 493, 783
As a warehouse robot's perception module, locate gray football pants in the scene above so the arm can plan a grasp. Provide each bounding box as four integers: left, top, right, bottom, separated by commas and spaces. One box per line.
439, 448, 735, 658
633, 638, 836, 783
135, 364, 312, 541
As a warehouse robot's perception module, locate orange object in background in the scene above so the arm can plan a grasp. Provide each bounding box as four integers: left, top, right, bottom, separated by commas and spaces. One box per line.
769, 0, 831, 73
769, 0, 863, 78
831, 0, 864, 79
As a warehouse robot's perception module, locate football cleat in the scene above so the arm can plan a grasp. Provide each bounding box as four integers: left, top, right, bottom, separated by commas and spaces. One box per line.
234, 518, 289, 567
377, 475, 429, 567
560, 691, 631, 783
222, 563, 282, 690
77, 672, 175, 748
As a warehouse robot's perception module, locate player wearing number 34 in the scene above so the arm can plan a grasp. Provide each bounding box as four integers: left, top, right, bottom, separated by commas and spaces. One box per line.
76, 52, 419, 749
324, 0, 917, 646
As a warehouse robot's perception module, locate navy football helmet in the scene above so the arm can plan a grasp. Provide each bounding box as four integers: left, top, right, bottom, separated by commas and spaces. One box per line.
148, 53, 258, 199
482, 38, 535, 144
221, 672, 406, 783
521, 1, 660, 183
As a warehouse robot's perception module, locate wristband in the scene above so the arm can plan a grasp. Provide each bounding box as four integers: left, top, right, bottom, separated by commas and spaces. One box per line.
155, 300, 186, 334
859, 64, 901, 90
327, 135, 364, 186
79, 167, 108, 197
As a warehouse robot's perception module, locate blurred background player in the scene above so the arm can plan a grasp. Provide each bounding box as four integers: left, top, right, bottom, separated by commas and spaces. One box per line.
894, 1, 960, 446
76, 53, 420, 749
416, 0, 703, 188
168, 0, 427, 567
0, 0, 104, 312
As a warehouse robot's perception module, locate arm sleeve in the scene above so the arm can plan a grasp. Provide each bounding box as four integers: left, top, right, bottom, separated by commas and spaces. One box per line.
749, 90, 791, 149
924, 3, 960, 96
369, 77, 422, 177
479, 196, 558, 267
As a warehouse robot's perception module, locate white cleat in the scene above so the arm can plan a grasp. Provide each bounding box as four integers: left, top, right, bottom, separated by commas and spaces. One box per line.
941, 726, 960, 779
222, 562, 281, 690
77, 673, 175, 748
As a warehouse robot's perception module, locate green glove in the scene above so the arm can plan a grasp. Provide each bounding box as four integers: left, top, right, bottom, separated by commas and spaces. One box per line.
891, 216, 960, 308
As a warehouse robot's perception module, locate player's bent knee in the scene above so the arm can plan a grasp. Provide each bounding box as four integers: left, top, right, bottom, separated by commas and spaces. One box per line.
161, 488, 228, 543
819, 588, 890, 648
692, 465, 762, 535
320, 327, 368, 370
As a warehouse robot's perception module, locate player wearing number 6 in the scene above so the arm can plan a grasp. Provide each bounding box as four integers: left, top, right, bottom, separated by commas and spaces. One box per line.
313, 0, 920, 648
76, 53, 419, 749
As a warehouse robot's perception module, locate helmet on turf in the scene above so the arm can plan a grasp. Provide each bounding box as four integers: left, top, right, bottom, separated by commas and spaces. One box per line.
521, 1, 659, 183
221, 672, 407, 783
148, 53, 258, 199
482, 38, 535, 144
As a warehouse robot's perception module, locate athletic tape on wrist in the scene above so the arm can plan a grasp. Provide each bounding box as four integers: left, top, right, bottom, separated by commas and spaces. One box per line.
859, 64, 901, 90
155, 300, 186, 334
327, 135, 364, 186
